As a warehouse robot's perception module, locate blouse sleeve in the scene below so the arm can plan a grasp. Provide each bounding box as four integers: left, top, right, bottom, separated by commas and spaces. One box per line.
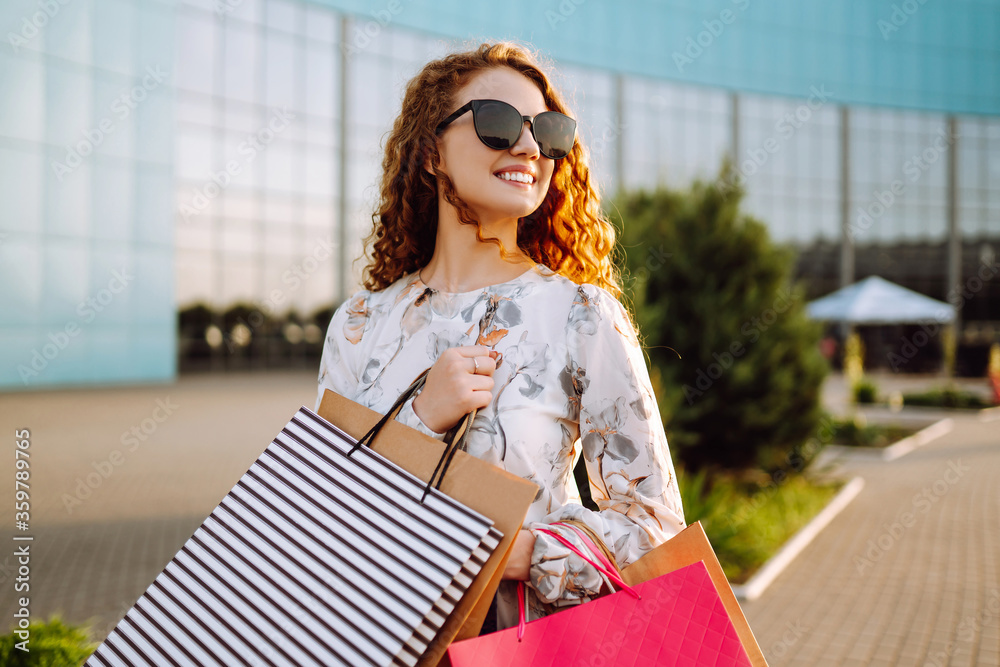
314, 291, 369, 411
315, 290, 446, 440
394, 390, 448, 440
526, 284, 686, 606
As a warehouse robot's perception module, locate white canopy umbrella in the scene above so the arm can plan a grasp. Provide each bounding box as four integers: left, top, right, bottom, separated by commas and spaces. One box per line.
807, 275, 955, 325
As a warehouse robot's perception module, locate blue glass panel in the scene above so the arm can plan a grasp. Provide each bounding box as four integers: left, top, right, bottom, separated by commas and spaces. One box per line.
0, 146, 44, 232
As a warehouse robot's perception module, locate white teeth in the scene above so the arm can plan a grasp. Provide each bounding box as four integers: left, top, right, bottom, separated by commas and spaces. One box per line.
497, 171, 534, 184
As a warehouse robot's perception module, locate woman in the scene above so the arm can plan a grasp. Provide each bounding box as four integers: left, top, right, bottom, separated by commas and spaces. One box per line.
315, 41, 685, 632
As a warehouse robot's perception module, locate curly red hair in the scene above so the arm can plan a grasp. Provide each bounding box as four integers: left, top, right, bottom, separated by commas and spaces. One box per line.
362, 41, 623, 299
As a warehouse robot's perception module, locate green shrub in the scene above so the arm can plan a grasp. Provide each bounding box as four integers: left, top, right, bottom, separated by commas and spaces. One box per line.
903, 387, 990, 409
853, 378, 879, 404
608, 162, 828, 471
829, 418, 916, 448
0, 617, 96, 667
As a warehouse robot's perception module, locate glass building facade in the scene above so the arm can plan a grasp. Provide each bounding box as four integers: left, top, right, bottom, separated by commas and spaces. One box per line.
2, 0, 998, 388
1, 0, 176, 388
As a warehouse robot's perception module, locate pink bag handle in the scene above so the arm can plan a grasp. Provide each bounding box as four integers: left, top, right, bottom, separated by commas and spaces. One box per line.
535, 528, 636, 596
515, 527, 640, 640
516, 580, 526, 641
551, 521, 618, 576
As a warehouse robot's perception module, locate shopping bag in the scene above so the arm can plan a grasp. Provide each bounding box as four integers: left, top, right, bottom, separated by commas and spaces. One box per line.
620, 522, 767, 666
447, 523, 765, 666
85, 375, 536, 667
316, 386, 538, 666
549, 520, 764, 664
86, 405, 502, 667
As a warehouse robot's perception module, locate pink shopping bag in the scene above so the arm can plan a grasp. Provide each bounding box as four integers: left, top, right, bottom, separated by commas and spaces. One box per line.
447, 527, 754, 666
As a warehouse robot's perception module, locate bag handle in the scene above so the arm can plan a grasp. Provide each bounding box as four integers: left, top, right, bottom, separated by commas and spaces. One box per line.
351, 370, 429, 454
535, 528, 635, 596
514, 527, 640, 641
349, 369, 477, 503
551, 521, 619, 577
423, 405, 478, 501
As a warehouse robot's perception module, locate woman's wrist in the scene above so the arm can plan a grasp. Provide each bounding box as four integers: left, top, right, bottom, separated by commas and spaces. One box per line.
411, 392, 446, 434
501, 529, 536, 580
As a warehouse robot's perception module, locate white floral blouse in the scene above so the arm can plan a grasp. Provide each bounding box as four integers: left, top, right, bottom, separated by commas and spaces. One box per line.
314, 263, 685, 631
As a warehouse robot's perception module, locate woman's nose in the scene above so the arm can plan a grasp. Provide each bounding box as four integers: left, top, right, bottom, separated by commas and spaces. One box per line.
510, 120, 540, 158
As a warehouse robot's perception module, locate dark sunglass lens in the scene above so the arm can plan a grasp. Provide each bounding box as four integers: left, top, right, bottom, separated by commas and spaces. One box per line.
534, 112, 576, 159
475, 101, 522, 150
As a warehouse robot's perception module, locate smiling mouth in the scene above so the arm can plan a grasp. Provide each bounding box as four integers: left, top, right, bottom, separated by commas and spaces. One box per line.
494, 171, 535, 186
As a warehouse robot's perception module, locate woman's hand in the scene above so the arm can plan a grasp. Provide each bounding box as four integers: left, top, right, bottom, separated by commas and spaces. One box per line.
412, 345, 498, 434
501, 530, 536, 581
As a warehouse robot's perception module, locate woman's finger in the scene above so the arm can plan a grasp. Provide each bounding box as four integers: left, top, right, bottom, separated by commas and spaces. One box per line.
469, 386, 495, 410
467, 374, 494, 391
469, 354, 499, 376
455, 345, 492, 358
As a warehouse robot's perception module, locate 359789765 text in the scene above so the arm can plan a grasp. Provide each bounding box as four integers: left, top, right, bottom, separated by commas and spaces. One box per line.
13, 428, 33, 653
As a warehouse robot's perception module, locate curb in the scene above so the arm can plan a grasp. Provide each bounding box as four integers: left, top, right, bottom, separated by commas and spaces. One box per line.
731, 476, 865, 602
880, 418, 953, 461
979, 406, 1000, 422
815, 417, 954, 466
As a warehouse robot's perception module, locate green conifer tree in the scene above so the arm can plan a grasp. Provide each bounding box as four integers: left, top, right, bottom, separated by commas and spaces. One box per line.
608, 164, 828, 471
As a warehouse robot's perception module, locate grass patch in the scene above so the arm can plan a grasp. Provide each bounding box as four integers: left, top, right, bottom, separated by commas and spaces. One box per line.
903, 387, 992, 409
829, 417, 917, 448
678, 468, 841, 584
0, 617, 96, 666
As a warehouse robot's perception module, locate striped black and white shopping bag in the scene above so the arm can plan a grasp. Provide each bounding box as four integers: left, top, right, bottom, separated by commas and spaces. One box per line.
86, 407, 500, 667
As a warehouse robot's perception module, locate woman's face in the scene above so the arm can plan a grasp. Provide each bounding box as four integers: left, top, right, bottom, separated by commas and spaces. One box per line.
433, 67, 557, 229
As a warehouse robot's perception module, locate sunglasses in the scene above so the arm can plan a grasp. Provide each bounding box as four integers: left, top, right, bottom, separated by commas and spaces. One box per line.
435, 99, 577, 160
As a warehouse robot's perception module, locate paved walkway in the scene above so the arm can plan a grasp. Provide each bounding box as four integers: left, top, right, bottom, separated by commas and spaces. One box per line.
741, 411, 999, 666
0, 371, 321, 642
1, 371, 997, 666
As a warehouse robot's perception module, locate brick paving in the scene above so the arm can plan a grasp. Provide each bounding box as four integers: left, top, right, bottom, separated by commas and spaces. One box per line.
0, 371, 320, 641
741, 413, 999, 666
1, 371, 997, 666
